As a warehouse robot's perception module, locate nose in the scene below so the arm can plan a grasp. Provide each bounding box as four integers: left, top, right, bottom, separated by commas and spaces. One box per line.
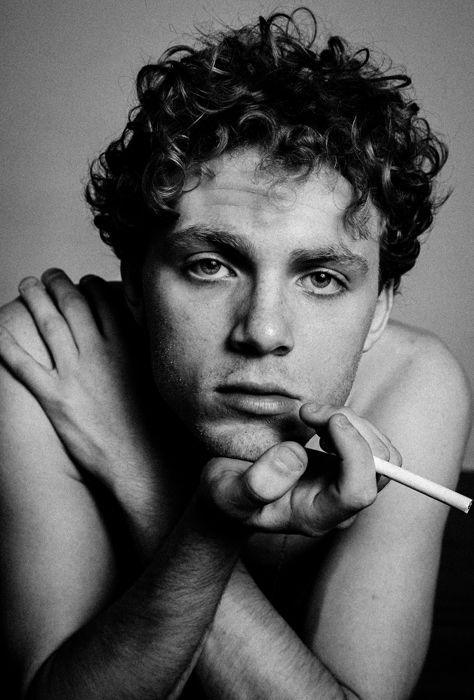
228, 280, 294, 356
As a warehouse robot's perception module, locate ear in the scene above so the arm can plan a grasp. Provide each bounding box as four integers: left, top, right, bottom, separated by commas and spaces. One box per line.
363, 282, 394, 353
120, 260, 144, 325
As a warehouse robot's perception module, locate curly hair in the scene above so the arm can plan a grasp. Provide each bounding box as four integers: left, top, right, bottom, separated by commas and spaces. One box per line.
86, 8, 448, 290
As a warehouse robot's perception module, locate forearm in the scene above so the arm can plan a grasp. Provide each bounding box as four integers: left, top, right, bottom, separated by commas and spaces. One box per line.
26, 494, 244, 700
196, 565, 355, 700
97, 456, 354, 699
97, 442, 187, 560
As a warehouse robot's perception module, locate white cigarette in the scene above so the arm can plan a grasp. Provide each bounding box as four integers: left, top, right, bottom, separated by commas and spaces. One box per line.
373, 456, 472, 513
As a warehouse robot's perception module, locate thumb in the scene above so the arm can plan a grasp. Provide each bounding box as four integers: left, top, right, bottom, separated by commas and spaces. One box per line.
243, 442, 307, 504
202, 442, 307, 520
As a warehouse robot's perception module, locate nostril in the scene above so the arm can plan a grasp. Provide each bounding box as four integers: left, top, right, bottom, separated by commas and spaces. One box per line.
227, 284, 294, 355
228, 323, 293, 356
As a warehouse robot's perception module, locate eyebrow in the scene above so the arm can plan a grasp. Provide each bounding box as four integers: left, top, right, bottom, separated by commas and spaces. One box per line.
289, 246, 370, 275
162, 224, 256, 259
164, 224, 370, 275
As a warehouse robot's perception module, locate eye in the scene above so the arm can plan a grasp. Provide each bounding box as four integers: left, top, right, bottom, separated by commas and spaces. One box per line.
186, 257, 234, 280
299, 270, 345, 296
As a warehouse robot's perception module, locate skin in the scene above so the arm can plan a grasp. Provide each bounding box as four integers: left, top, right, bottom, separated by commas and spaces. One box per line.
130, 150, 392, 462
0, 148, 470, 699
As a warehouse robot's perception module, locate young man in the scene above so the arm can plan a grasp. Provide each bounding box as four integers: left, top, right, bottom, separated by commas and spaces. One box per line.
0, 10, 471, 700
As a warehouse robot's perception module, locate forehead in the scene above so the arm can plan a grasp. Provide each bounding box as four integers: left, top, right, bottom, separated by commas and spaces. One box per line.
176, 150, 379, 253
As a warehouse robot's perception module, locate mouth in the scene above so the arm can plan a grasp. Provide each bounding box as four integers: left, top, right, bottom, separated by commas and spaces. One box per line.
216, 382, 300, 416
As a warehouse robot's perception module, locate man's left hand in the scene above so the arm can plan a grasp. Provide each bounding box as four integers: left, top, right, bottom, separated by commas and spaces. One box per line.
201, 404, 400, 536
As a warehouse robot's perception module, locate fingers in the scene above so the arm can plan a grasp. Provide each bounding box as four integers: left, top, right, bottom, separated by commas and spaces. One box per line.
78, 274, 125, 342
41, 269, 100, 348
295, 413, 379, 534
202, 442, 307, 520
18, 269, 118, 366
0, 324, 51, 396
301, 402, 402, 469
327, 413, 378, 510
18, 275, 78, 369
243, 442, 307, 503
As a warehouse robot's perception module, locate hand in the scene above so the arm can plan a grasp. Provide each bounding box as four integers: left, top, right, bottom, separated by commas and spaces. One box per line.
200, 404, 401, 536
0, 269, 166, 497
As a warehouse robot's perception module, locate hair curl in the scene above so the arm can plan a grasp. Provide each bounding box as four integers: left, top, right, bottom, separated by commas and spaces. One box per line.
86, 8, 448, 290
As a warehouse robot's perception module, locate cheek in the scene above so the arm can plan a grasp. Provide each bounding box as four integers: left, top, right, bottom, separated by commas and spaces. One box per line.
143, 284, 222, 395
298, 304, 375, 398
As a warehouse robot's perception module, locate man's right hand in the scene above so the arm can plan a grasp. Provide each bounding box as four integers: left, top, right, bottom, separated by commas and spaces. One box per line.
0, 269, 181, 554
0, 269, 159, 484
201, 405, 400, 537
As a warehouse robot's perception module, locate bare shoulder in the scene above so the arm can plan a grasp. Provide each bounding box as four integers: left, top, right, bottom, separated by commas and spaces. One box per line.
351, 319, 472, 481
353, 318, 471, 416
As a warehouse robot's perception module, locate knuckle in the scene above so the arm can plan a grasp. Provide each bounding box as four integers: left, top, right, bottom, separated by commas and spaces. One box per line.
61, 290, 82, 310
202, 457, 223, 478
291, 507, 317, 537
201, 457, 238, 488
243, 478, 269, 505
43, 315, 64, 336
48, 392, 67, 413
336, 515, 358, 530
303, 515, 326, 537
346, 483, 378, 511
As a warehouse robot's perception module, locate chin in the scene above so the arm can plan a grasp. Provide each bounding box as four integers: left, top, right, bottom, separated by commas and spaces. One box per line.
191, 417, 312, 463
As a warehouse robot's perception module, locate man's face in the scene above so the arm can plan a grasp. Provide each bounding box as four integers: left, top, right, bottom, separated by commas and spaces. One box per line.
140, 150, 386, 461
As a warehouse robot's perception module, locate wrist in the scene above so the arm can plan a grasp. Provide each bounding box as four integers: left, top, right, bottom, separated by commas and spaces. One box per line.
192, 487, 249, 544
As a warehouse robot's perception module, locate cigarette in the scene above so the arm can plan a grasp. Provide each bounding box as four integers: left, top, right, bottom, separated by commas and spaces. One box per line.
306, 448, 471, 513
373, 456, 472, 513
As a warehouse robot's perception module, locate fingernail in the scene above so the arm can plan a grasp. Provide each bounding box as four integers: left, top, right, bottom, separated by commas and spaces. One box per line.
332, 413, 351, 428
276, 443, 306, 471
18, 277, 40, 292
80, 274, 96, 283
42, 268, 65, 282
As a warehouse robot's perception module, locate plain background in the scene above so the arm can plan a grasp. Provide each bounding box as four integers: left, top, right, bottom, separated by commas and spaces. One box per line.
1, 0, 473, 470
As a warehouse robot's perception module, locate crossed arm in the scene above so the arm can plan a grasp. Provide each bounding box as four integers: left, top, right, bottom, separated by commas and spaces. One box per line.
0, 270, 470, 699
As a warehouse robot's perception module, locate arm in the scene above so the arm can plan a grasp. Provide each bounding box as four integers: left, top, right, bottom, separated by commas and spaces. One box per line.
196, 332, 472, 700
0, 271, 387, 700
3, 272, 467, 699
0, 302, 245, 699
27, 493, 244, 700
197, 563, 361, 700
0, 276, 247, 699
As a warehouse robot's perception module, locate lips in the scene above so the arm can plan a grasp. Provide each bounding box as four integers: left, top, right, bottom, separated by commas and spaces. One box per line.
216, 382, 299, 416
